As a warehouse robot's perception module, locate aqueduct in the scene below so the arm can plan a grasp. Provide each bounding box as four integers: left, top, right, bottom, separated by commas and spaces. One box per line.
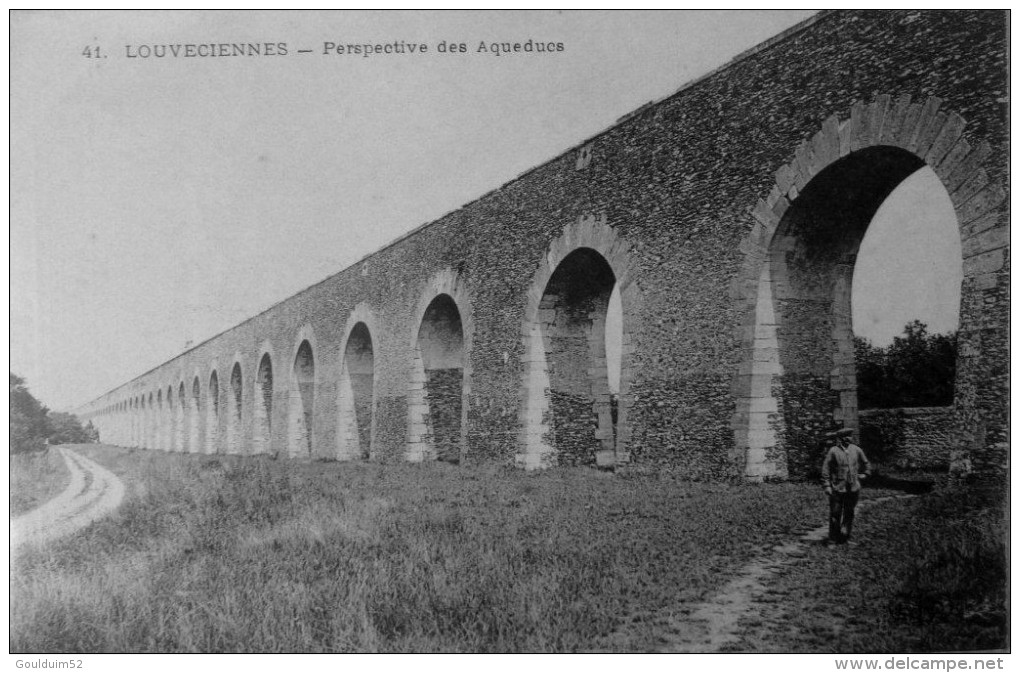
80, 11, 1007, 481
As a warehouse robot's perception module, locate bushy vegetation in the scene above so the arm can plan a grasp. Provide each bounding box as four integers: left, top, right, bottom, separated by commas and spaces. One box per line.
48, 412, 99, 445
855, 321, 957, 409
11, 373, 52, 453
9, 373, 96, 454
12, 447, 829, 653
10, 448, 72, 517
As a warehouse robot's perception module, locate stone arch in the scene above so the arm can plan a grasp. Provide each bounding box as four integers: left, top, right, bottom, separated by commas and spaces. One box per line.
176, 380, 187, 452
207, 364, 220, 454
516, 213, 642, 469
190, 374, 202, 454
337, 303, 378, 460
227, 357, 245, 455
160, 387, 168, 450
147, 392, 155, 449
157, 387, 165, 450
407, 269, 474, 463
163, 385, 174, 451
253, 343, 275, 455
287, 325, 318, 458
733, 94, 1006, 480
129, 397, 136, 446
139, 396, 147, 448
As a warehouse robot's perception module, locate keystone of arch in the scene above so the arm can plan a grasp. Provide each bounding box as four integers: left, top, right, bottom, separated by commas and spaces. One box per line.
339, 303, 380, 357
288, 324, 321, 388
337, 302, 381, 461
405, 268, 475, 463
516, 212, 643, 470
286, 323, 321, 459
738, 94, 1004, 278
732, 94, 1006, 480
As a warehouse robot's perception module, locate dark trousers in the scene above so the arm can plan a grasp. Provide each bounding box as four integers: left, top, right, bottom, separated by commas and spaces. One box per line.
828, 490, 860, 543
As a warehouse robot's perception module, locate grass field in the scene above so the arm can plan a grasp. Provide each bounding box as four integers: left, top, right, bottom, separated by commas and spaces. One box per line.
728, 484, 1008, 653
10, 447, 72, 517
9, 445, 1007, 653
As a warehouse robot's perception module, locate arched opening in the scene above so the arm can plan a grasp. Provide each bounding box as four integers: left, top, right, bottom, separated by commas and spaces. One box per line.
207, 370, 220, 454
176, 382, 186, 452
410, 294, 465, 462
288, 340, 315, 457
148, 393, 155, 449
850, 167, 962, 468
130, 399, 135, 446
338, 322, 374, 460
851, 167, 961, 404
530, 247, 617, 467
254, 354, 273, 454
164, 387, 173, 451
228, 363, 243, 454
190, 377, 201, 454
139, 397, 147, 448
606, 285, 624, 426
750, 146, 964, 477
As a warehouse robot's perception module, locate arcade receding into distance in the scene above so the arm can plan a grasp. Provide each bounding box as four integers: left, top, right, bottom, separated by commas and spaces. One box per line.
82, 11, 1007, 482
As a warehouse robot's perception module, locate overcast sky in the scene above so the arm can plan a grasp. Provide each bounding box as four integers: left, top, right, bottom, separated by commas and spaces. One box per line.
11, 10, 961, 412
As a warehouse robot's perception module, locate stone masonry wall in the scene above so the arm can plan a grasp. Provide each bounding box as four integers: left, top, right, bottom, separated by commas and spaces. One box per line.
859, 406, 955, 470
424, 368, 463, 463
82, 11, 1007, 482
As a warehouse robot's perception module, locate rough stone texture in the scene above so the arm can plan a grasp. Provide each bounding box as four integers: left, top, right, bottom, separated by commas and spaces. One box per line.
424, 368, 464, 463
81, 11, 1007, 483
351, 373, 374, 454
859, 407, 955, 470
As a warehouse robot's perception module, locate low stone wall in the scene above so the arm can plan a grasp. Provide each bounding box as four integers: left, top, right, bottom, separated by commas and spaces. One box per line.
858, 406, 955, 470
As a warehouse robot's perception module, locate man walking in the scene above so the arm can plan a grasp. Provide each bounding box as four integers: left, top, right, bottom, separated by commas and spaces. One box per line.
822, 428, 871, 545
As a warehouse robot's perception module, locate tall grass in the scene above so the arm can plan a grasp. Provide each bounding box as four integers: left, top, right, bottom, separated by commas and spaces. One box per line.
726, 483, 1007, 653
888, 487, 1007, 651
10, 447, 71, 516
11, 446, 828, 653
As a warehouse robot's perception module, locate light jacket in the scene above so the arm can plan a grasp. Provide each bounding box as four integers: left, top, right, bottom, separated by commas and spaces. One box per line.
822, 443, 871, 493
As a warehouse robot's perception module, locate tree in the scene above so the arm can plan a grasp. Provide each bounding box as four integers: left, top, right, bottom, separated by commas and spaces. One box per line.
854, 321, 957, 409
10, 373, 97, 452
48, 411, 92, 445
10, 373, 51, 453
83, 420, 100, 443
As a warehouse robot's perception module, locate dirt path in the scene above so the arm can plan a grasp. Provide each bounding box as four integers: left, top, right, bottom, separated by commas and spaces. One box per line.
11, 447, 126, 550
601, 493, 917, 652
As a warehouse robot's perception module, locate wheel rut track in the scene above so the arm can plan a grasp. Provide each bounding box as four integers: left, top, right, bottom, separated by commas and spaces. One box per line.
11, 447, 126, 550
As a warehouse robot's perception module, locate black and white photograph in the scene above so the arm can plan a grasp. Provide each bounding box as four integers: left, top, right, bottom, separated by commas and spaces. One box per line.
9, 9, 1009, 660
